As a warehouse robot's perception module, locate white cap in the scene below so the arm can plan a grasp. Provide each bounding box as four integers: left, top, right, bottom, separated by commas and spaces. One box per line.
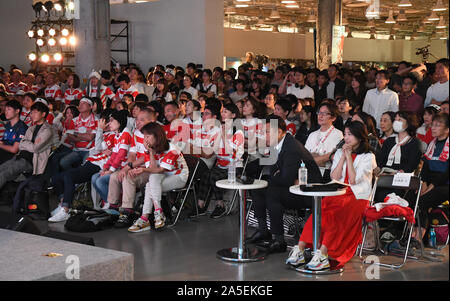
165, 68, 175, 77
79, 97, 93, 107
89, 70, 101, 80
427, 104, 441, 111
35, 98, 48, 106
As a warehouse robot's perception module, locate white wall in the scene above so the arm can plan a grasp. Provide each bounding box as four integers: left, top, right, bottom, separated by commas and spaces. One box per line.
224, 28, 314, 60
0, 0, 35, 71
110, 0, 224, 72
224, 27, 448, 64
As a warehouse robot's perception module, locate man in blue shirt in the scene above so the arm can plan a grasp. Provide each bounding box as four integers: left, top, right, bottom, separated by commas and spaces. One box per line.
0, 100, 27, 164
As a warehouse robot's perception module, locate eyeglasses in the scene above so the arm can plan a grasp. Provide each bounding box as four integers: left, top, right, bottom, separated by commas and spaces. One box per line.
316, 111, 331, 116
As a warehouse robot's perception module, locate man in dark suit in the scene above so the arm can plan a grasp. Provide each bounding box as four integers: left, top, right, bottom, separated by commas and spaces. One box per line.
327, 64, 346, 100
247, 116, 323, 254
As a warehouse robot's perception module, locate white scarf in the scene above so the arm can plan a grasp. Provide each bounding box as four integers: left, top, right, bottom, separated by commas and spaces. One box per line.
386, 135, 410, 167
424, 137, 449, 162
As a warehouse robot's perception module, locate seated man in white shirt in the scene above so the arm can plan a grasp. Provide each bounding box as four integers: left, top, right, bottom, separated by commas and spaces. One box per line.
362, 70, 399, 130
424, 58, 449, 107
285, 67, 314, 100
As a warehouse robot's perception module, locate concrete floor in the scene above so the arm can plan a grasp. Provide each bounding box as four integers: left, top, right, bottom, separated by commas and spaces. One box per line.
2, 202, 447, 281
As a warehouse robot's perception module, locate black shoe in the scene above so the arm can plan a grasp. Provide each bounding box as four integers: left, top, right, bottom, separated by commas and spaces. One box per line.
189, 206, 207, 217
210, 205, 226, 219
114, 213, 134, 228
256, 239, 287, 254
245, 230, 271, 244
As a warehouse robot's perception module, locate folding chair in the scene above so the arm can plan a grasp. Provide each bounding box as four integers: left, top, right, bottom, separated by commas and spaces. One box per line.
360, 174, 424, 269
167, 155, 201, 227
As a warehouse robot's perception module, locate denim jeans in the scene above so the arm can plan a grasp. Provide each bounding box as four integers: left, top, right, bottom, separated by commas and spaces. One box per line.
91, 172, 112, 202
59, 150, 89, 171
53, 161, 101, 208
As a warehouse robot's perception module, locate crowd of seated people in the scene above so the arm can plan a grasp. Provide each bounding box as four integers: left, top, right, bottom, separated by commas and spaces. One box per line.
0, 57, 448, 271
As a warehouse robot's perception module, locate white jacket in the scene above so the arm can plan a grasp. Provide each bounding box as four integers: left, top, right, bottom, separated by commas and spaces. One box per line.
331, 149, 377, 200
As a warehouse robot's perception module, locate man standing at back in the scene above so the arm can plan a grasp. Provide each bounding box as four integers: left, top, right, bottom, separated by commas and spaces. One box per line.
362, 70, 399, 130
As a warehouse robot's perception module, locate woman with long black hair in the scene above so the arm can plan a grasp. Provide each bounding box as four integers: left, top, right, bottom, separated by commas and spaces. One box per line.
286, 121, 376, 271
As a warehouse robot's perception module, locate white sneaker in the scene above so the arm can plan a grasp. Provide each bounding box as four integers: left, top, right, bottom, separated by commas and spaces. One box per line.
154, 210, 166, 229
48, 208, 70, 223
285, 245, 305, 267
50, 204, 62, 217
128, 218, 151, 233
101, 202, 110, 210
306, 249, 330, 271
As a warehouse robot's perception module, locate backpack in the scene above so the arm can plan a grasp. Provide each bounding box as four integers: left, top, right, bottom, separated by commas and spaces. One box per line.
64, 206, 118, 232
429, 207, 449, 245
13, 175, 49, 220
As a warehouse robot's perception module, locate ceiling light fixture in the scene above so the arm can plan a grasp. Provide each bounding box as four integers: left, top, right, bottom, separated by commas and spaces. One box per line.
270, 7, 281, 19
396, 10, 407, 22
307, 10, 316, 23
385, 10, 396, 24
436, 16, 447, 28
398, 0, 412, 7
428, 11, 440, 21
433, 0, 447, 12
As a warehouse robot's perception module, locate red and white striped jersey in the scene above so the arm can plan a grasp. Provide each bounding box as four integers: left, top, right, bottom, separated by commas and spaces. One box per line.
0, 122, 5, 140
20, 108, 32, 126
241, 118, 264, 139
63, 88, 83, 106
31, 85, 41, 94
216, 128, 245, 169
110, 127, 133, 167
45, 84, 63, 102
61, 119, 76, 149
145, 142, 189, 178
115, 85, 139, 101
6, 82, 27, 95
285, 119, 297, 136
72, 113, 98, 151
86, 132, 115, 169
20, 108, 54, 126
130, 129, 146, 162
83, 85, 114, 108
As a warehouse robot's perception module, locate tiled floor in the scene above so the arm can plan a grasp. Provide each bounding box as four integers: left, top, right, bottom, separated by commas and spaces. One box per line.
2, 204, 445, 281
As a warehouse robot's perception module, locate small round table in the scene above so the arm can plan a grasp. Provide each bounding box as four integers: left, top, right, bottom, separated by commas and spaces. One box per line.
216, 179, 268, 263
289, 185, 346, 275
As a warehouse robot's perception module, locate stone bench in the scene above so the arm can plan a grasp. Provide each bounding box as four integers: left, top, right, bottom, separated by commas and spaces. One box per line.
0, 229, 134, 281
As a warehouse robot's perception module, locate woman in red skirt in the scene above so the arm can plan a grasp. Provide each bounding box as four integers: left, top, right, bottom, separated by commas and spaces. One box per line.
286, 121, 377, 270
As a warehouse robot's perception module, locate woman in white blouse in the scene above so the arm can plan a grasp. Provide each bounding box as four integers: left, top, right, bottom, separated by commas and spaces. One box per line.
180, 75, 198, 100
286, 121, 377, 271
304, 102, 343, 175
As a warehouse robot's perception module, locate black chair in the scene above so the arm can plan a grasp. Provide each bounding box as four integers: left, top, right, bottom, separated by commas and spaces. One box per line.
359, 174, 424, 269
167, 155, 201, 227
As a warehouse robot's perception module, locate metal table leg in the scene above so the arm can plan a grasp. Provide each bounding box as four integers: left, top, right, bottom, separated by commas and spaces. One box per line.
217, 189, 265, 263
296, 196, 344, 274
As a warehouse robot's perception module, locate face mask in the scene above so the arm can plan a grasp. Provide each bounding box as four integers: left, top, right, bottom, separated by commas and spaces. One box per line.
393, 120, 405, 133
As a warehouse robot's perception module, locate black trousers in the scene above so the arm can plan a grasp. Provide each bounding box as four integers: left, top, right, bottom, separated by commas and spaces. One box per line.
412, 185, 449, 225
0, 149, 16, 165
251, 185, 313, 236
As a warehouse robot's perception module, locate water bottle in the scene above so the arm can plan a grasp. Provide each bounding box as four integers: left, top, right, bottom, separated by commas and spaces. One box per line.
228, 161, 236, 183
429, 228, 437, 248
298, 161, 308, 186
